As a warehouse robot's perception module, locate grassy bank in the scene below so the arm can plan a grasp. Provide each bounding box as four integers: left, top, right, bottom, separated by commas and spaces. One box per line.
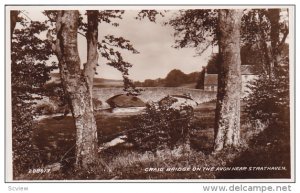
15, 101, 290, 180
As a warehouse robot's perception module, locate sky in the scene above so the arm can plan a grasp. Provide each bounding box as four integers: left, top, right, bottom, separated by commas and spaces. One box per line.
94, 11, 213, 81
23, 9, 213, 81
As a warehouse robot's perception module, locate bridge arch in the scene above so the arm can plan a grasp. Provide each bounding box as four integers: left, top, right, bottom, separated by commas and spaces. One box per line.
93, 87, 216, 109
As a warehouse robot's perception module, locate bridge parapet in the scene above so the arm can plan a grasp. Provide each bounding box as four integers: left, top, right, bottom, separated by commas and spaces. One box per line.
93, 87, 217, 108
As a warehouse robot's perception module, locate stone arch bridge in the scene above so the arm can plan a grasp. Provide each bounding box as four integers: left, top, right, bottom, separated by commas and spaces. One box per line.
93, 87, 216, 108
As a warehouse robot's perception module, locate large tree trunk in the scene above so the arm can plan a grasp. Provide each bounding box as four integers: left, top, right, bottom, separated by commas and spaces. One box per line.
214, 9, 243, 152
55, 11, 98, 169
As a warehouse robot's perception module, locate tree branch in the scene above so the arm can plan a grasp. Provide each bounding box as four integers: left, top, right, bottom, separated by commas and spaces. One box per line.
77, 31, 86, 38
20, 10, 33, 21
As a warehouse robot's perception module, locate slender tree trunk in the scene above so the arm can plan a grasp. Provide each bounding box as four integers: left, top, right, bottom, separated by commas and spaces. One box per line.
214, 9, 243, 152
258, 12, 272, 76
55, 10, 98, 169
268, 9, 280, 68
84, 10, 99, 96
258, 9, 281, 76
10, 11, 19, 45
10, 11, 18, 36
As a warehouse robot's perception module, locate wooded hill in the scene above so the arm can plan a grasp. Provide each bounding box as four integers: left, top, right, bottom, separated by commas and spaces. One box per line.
134, 69, 200, 88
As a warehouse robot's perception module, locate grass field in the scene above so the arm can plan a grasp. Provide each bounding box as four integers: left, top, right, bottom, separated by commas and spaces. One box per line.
23, 100, 290, 180
33, 101, 217, 168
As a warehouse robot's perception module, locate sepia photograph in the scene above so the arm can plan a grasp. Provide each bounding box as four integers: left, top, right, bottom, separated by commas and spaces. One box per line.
5, 5, 294, 182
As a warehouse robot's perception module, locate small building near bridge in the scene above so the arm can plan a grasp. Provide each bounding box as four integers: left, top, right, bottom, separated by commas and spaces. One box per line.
203, 65, 257, 96
204, 74, 218, 92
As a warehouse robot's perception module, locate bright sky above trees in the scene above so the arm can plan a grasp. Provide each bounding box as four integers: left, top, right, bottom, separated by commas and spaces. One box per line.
22, 9, 213, 81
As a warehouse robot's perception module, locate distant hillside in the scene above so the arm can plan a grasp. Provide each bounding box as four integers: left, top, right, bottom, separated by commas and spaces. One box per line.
48, 73, 123, 88
93, 78, 123, 88
134, 69, 200, 88
49, 70, 200, 89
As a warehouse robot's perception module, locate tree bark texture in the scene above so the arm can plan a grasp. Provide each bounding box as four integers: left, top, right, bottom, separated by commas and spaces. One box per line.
268, 9, 280, 68
84, 10, 99, 96
55, 10, 98, 169
214, 9, 243, 152
10, 11, 19, 43
258, 9, 282, 76
258, 12, 272, 75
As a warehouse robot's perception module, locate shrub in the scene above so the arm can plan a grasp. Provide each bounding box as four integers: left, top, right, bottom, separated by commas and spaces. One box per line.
35, 103, 55, 115
44, 82, 68, 106
244, 66, 289, 124
43, 82, 70, 114
11, 18, 56, 178
12, 98, 42, 177
127, 95, 194, 151
93, 98, 102, 111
